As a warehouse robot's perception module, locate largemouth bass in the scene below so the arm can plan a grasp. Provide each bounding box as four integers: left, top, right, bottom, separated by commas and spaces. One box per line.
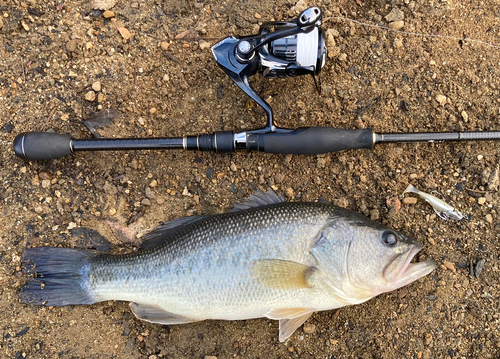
21, 190, 435, 342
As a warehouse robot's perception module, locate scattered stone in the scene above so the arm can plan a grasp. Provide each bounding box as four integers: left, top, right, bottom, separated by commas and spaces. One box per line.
393, 38, 403, 48
66, 39, 78, 52
427, 237, 436, 245
41, 179, 51, 189
338, 53, 347, 62
21, 21, 29, 31
103, 10, 115, 18
254, 12, 261, 19
461, 111, 469, 122
199, 40, 211, 50
92, 81, 101, 92
370, 209, 380, 221
230, 163, 237, 172
385, 8, 404, 22
90, 0, 117, 10
435, 94, 447, 106
117, 26, 132, 40
85, 91, 96, 101
443, 261, 456, 272
216, 172, 225, 179
474, 259, 485, 278
386, 197, 401, 211
67, 222, 77, 230
286, 187, 294, 198
182, 187, 190, 196
388, 21, 404, 31
150, 108, 157, 115
108, 208, 117, 216
303, 323, 315, 334
409, 173, 418, 180
403, 197, 417, 204
146, 187, 155, 199
97, 93, 106, 103
39, 172, 52, 180
141, 198, 151, 206
149, 179, 158, 188
160, 41, 170, 51
487, 164, 499, 190
477, 197, 486, 205
485, 214, 493, 224
289, 0, 308, 14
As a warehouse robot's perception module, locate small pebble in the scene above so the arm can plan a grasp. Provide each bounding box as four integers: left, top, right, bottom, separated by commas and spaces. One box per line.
254, 12, 261, 19
149, 179, 158, 188
85, 91, 96, 101
477, 155, 483, 160
388, 21, 404, 30
182, 188, 190, 196
199, 40, 211, 50
443, 261, 456, 272
474, 259, 485, 278
409, 173, 418, 180
403, 197, 417, 204
477, 197, 486, 205
103, 10, 115, 18
92, 81, 101, 92
41, 179, 51, 188
117, 26, 132, 40
230, 163, 237, 172
435, 94, 447, 106
461, 111, 469, 122
141, 198, 151, 206
66, 39, 78, 52
108, 208, 117, 215
485, 214, 493, 223
160, 41, 170, 50
303, 323, 315, 334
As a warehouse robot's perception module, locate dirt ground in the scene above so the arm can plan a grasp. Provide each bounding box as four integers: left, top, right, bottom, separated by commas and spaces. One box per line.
1, 0, 500, 358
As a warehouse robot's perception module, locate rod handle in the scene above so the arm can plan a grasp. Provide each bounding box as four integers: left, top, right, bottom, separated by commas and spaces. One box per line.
13, 132, 73, 161
247, 127, 374, 154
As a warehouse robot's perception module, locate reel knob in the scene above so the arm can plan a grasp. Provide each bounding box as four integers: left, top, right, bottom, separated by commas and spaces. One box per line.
235, 40, 255, 63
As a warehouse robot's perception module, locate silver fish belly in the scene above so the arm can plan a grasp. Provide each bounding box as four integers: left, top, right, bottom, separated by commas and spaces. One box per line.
21, 190, 435, 342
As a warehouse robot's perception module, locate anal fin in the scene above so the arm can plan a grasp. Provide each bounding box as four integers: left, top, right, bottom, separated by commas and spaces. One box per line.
130, 302, 200, 325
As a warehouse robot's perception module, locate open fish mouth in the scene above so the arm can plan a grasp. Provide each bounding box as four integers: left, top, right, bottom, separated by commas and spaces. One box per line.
383, 246, 436, 292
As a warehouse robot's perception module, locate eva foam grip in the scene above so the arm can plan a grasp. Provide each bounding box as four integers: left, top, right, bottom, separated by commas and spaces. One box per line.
14, 132, 73, 161
247, 127, 374, 154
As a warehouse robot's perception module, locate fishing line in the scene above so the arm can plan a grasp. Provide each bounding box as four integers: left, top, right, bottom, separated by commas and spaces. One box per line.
323, 16, 500, 50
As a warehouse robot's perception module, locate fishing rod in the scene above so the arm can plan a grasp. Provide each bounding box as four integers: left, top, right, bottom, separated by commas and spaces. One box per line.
12, 7, 500, 161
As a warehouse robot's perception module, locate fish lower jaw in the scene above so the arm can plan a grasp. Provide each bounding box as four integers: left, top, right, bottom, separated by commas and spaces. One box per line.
382, 259, 436, 293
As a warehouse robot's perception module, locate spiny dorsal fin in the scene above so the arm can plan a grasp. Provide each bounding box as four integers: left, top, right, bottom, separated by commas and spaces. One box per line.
140, 215, 206, 250
230, 188, 285, 212
129, 302, 200, 325
251, 259, 316, 290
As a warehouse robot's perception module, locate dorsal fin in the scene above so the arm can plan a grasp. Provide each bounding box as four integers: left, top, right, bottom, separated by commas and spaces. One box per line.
140, 215, 205, 250
230, 188, 285, 212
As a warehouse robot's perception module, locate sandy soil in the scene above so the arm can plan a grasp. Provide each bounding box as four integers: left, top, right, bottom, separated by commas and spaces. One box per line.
1, 0, 500, 358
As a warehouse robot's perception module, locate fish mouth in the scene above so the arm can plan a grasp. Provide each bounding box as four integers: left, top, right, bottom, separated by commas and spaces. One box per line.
383, 246, 436, 292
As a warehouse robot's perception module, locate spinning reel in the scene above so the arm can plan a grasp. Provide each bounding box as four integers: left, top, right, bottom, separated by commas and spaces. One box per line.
211, 6, 327, 131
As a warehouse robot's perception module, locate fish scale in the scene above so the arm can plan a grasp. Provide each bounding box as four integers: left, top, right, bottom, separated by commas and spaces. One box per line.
21, 191, 435, 342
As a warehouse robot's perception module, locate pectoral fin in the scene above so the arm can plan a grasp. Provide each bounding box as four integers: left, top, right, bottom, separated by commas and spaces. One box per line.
251, 259, 316, 290
130, 302, 200, 325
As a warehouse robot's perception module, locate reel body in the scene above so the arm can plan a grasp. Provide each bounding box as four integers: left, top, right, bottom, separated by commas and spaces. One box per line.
211, 7, 327, 131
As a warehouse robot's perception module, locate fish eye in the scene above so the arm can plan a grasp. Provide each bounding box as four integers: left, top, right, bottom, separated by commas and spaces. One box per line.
382, 232, 398, 247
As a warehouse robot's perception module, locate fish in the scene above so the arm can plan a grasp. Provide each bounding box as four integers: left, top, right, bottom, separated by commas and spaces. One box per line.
403, 184, 466, 221
20, 190, 435, 342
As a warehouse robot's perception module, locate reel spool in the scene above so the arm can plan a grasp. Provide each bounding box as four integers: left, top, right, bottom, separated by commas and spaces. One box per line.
211, 7, 327, 131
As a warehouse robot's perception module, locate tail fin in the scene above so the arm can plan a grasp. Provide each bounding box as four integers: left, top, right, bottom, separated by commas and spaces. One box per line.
20, 247, 97, 306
